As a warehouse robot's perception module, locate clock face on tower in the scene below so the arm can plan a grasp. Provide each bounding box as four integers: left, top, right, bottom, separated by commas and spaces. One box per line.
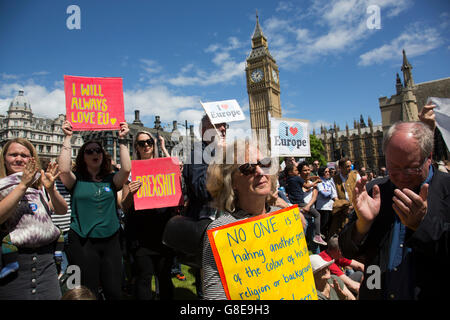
272, 69, 278, 83
250, 68, 264, 83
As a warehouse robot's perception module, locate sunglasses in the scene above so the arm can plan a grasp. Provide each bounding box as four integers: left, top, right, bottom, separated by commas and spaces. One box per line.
238, 158, 272, 176
85, 147, 102, 155
136, 139, 154, 147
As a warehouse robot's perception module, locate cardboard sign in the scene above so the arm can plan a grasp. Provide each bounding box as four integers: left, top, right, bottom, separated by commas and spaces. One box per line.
207, 205, 317, 300
201, 99, 245, 124
270, 117, 311, 157
64, 75, 125, 131
131, 157, 183, 210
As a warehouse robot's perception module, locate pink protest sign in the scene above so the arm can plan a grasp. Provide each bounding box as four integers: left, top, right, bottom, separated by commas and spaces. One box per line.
131, 157, 183, 210
64, 75, 125, 131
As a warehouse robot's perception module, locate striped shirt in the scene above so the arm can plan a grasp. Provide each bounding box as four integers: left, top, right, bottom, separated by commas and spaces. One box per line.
201, 206, 281, 300
51, 180, 72, 232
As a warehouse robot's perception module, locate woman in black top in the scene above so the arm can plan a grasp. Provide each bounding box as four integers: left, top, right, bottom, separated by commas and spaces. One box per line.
121, 131, 174, 300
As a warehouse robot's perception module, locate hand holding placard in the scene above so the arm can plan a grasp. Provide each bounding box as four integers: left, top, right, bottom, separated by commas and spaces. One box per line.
118, 122, 129, 138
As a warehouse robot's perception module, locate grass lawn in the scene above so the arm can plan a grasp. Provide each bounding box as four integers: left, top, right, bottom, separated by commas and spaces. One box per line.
172, 264, 199, 300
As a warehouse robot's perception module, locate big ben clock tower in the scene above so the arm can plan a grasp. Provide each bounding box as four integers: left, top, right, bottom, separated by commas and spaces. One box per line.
246, 13, 282, 151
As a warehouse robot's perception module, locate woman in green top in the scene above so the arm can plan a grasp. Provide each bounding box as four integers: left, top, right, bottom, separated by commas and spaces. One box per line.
58, 120, 131, 299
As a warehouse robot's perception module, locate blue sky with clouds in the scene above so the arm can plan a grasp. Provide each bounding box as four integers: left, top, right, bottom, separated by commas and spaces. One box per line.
1, 0, 449, 138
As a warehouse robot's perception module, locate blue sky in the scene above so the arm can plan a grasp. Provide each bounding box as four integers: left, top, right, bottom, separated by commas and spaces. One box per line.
1, 0, 449, 138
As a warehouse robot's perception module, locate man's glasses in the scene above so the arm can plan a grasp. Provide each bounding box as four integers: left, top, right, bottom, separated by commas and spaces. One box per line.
238, 158, 272, 176
136, 139, 154, 147
85, 147, 102, 155
387, 157, 429, 175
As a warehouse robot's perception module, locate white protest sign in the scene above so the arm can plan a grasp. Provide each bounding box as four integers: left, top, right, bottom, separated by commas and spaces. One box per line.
201, 99, 245, 124
427, 97, 450, 151
270, 117, 311, 157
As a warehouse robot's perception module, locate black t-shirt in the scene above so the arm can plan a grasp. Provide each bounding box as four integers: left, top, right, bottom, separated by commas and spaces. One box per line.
285, 175, 305, 205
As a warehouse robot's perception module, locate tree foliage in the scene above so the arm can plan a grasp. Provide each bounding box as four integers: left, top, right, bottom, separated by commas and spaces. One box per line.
306, 134, 327, 166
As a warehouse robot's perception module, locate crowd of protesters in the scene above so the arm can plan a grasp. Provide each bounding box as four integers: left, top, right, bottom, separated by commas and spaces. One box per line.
0, 102, 449, 300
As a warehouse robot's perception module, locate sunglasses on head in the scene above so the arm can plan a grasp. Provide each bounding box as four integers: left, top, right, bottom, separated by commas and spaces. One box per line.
136, 139, 154, 147
238, 158, 272, 176
85, 147, 102, 155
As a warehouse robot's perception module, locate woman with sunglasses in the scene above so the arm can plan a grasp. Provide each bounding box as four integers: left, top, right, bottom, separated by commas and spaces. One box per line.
201, 140, 282, 300
0, 138, 67, 299
120, 131, 174, 300
58, 121, 131, 300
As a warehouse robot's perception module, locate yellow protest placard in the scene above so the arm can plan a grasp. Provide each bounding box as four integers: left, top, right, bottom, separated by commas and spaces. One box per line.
207, 205, 317, 300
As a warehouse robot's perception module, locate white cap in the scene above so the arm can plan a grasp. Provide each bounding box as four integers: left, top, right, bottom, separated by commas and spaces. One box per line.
309, 254, 334, 273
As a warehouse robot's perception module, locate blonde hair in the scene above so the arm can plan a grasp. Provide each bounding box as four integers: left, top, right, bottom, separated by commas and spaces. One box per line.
133, 131, 159, 160
0, 138, 42, 188
206, 140, 276, 213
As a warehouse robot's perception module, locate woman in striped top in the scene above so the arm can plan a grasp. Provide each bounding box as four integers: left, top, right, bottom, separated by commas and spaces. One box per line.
201, 140, 280, 300
0, 138, 67, 300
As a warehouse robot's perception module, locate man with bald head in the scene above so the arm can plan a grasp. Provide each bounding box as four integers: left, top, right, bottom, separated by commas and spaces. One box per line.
339, 121, 450, 300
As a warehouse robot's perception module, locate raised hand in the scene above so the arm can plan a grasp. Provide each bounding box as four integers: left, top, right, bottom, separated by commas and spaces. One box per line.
41, 162, 61, 191
392, 184, 428, 231
62, 120, 73, 137
118, 122, 129, 138
353, 176, 381, 236
20, 157, 38, 188
418, 103, 436, 131
331, 278, 348, 300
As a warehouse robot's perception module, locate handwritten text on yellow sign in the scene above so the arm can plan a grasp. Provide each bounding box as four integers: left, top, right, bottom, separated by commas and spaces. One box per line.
209, 206, 317, 300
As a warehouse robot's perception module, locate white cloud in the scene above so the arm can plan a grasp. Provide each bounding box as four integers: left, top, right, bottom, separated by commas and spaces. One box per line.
276, 2, 295, 12
165, 36, 246, 87
0, 81, 65, 118
264, 0, 413, 68
205, 44, 220, 53
1, 73, 21, 80
123, 85, 202, 126
140, 59, 163, 74
309, 120, 333, 133
166, 58, 245, 87
358, 25, 442, 66
31, 71, 50, 76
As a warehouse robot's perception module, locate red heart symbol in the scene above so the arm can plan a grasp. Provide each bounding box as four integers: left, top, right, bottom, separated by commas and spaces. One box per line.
289, 127, 298, 136
221, 104, 229, 110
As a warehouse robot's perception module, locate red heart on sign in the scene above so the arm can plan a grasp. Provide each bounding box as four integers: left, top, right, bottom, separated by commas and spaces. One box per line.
221, 104, 229, 109
289, 127, 298, 136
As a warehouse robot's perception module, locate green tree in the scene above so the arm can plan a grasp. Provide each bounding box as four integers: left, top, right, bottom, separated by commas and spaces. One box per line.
306, 134, 327, 166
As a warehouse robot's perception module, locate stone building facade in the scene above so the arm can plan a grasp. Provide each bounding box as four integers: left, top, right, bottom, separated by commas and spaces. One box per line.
316, 116, 384, 172
81, 110, 196, 163
0, 89, 83, 162
379, 50, 450, 160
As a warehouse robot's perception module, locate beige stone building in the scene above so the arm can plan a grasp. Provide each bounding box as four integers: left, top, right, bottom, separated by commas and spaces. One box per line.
379, 50, 450, 160
316, 50, 449, 171
316, 117, 384, 172
81, 111, 196, 163
0, 89, 83, 162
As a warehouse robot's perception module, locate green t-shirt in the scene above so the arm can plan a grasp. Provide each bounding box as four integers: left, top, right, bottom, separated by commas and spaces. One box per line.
70, 173, 119, 238
317, 275, 346, 300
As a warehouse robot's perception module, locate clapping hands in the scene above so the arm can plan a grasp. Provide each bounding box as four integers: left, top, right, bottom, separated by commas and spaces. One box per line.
41, 162, 61, 191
